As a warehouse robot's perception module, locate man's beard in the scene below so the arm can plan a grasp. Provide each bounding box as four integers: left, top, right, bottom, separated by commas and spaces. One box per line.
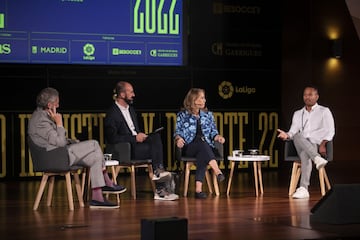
125, 98, 134, 105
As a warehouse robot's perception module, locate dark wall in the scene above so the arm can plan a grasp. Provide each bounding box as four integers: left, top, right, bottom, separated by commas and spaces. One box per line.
5, 0, 360, 178
0, 0, 282, 113
281, 0, 360, 162
0, 0, 283, 179
0, 64, 191, 111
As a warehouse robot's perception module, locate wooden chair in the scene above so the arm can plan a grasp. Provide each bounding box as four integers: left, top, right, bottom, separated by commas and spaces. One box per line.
106, 142, 156, 200
81, 158, 122, 205
175, 141, 224, 197
284, 140, 333, 196
104, 159, 121, 204
28, 137, 84, 211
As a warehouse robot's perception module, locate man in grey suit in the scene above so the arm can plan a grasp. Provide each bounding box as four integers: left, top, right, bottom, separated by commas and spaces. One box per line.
28, 87, 126, 209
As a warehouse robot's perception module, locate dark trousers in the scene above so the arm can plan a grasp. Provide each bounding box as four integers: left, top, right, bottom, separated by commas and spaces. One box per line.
132, 133, 165, 191
132, 133, 164, 169
183, 138, 216, 182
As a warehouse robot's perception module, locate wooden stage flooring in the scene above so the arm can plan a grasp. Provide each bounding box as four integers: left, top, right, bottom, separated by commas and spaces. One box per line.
1, 161, 360, 240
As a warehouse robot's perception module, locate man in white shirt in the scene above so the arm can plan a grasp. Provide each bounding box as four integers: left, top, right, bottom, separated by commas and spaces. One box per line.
277, 86, 335, 199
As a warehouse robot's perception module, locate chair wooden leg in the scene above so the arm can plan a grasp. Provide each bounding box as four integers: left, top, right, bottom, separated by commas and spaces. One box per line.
324, 168, 331, 191
319, 167, 326, 196
184, 162, 218, 197
110, 166, 117, 183
47, 175, 55, 207
34, 171, 84, 210
81, 170, 86, 196
288, 162, 301, 196
147, 164, 156, 194
130, 165, 136, 199
114, 166, 121, 180
183, 162, 191, 197
212, 171, 220, 196
289, 161, 331, 196
82, 168, 91, 203
108, 166, 120, 205
294, 163, 301, 187
65, 172, 75, 211
73, 173, 85, 208
33, 174, 49, 210
319, 167, 331, 196
205, 170, 213, 194
114, 165, 123, 200
115, 165, 126, 204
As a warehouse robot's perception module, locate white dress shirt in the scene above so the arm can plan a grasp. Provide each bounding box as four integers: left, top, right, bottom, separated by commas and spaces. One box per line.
287, 103, 335, 145
115, 101, 137, 136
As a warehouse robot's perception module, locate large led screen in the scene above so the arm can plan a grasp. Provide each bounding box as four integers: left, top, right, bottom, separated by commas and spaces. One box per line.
0, 0, 185, 66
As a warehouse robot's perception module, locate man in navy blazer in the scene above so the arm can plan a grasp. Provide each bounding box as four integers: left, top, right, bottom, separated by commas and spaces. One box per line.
104, 81, 178, 201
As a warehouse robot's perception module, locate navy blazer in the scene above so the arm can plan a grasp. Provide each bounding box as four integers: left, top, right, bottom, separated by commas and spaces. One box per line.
104, 102, 140, 144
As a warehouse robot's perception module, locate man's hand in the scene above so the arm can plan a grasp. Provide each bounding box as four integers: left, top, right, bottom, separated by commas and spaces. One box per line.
277, 129, 289, 140
136, 132, 148, 142
319, 141, 328, 157
47, 107, 63, 127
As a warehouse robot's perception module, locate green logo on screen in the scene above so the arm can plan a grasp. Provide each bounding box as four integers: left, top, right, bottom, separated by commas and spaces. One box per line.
133, 0, 179, 34
83, 43, 95, 61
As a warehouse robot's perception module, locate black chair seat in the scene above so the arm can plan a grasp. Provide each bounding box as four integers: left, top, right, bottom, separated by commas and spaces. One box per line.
175, 141, 224, 197
284, 139, 333, 196
105, 142, 155, 199
118, 159, 153, 166
28, 136, 84, 210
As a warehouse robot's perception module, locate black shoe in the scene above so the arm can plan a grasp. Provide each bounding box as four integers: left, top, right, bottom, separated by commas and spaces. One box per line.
89, 200, 119, 209
217, 173, 225, 182
195, 192, 207, 199
102, 185, 127, 194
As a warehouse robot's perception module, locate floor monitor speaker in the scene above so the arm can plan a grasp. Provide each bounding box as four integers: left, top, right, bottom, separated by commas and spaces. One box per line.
141, 217, 188, 240
310, 184, 360, 224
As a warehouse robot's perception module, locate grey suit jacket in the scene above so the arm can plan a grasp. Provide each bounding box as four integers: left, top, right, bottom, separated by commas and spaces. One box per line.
28, 107, 68, 151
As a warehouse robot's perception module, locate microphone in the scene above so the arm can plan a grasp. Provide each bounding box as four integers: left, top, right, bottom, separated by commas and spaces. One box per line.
194, 103, 205, 110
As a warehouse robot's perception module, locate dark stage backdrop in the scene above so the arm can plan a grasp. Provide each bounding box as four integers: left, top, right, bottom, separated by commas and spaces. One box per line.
0, 0, 282, 179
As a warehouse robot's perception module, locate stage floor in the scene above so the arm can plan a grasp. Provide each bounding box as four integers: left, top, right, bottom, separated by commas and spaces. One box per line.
1, 161, 359, 240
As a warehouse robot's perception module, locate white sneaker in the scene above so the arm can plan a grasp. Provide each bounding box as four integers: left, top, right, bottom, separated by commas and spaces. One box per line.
169, 193, 179, 200
154, 189, 179, 201
314, 156, 328, 170
292, 186, 310, 199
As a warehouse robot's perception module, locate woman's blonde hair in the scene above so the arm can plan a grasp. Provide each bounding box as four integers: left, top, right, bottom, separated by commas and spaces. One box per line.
182, 88, 208, 113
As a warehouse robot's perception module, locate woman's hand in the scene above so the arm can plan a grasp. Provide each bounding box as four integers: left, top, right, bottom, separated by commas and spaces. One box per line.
214, 135, 225, 144
175, 136, 185, 148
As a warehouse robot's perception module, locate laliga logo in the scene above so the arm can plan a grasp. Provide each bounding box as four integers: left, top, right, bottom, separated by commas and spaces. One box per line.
83, 43, 95, 61
218, 81, 234, 99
